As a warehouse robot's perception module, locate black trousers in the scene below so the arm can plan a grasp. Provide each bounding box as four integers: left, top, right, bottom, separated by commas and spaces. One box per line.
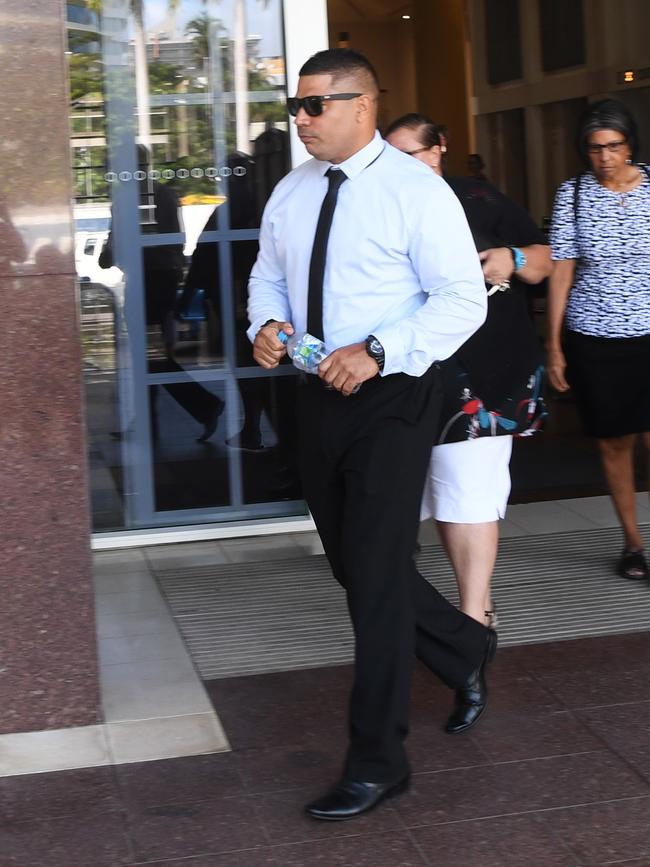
297, 365, 487, 783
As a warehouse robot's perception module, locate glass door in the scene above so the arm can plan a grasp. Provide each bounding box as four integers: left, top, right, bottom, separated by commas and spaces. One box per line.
67, 0, 304, 530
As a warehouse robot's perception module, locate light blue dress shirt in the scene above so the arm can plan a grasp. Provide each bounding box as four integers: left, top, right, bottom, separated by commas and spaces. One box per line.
247, 130, 486, 377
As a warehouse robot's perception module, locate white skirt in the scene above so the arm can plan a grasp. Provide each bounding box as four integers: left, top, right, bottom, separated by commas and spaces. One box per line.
420, 436, 513, 523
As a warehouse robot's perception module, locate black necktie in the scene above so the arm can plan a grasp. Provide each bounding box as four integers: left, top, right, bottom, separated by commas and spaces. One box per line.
307, 168, 348, 341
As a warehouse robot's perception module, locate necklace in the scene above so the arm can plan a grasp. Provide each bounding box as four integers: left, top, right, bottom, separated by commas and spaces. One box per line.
613, 167, 642, 207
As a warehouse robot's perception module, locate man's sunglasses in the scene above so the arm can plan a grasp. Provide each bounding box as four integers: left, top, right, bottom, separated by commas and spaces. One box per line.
287, 93, 362, 117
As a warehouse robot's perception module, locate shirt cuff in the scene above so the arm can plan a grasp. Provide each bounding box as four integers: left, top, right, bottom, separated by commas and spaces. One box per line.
371, 325, 406, 377
247, 316, 281, 344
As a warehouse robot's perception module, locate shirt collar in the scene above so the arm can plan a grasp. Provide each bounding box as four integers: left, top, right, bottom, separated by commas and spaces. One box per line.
318, 130, 385, 181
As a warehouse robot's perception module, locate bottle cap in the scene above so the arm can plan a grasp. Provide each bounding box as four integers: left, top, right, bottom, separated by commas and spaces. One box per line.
277, 330, 288, 344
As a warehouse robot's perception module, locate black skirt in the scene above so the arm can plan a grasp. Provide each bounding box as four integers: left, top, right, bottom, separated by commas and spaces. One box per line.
564, 330, 650, 438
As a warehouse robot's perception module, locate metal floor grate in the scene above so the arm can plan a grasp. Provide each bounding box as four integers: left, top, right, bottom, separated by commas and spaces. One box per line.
153, 525, 650, 680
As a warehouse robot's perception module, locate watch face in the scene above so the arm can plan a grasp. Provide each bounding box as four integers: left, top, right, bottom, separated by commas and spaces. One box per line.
369, 338, 382, 355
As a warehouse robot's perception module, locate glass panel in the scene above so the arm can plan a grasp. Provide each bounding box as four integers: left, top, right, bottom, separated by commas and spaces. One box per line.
69, 0, 297, 532
80, 279, 125, 531
232, 374, 302, 504
485, 0, 522, 85
150, 381, 230, 511
539, 0, 585, 72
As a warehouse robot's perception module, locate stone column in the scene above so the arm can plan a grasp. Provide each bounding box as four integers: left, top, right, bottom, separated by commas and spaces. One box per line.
0, 0, 99, 734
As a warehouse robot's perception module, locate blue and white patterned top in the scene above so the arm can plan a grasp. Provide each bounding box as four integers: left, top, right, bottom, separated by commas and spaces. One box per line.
549, 168, 650, 338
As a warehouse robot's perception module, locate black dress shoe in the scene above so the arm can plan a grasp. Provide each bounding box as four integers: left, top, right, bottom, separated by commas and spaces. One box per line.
305, 775, 410, 821
197, 400, 225, 443
445, 627, 497, 735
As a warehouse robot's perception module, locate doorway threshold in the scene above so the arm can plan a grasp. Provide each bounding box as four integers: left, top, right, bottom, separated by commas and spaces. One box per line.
92, 514, 316, 550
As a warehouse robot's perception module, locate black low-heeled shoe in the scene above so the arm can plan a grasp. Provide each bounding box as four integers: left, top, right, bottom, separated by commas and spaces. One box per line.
305, 775, 410, 821
617, 548, 648, 580
445, 627, 497, 735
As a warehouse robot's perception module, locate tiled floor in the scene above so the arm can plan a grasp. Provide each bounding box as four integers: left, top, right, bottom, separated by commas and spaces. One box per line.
3, 631, 650, 865
3, 496, 649, 863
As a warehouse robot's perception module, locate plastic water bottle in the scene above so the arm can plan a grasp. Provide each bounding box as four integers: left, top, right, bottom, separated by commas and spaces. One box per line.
278, 330, 328, 374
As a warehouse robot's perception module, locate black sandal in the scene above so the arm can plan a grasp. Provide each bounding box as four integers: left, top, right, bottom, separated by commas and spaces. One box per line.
617, 548, 648, 580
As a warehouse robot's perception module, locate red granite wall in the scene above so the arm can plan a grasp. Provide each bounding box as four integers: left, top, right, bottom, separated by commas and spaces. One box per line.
0, 0, 100, 733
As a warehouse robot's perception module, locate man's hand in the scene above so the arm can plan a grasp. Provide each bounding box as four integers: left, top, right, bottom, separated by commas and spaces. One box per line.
479, 247, 514, 286
253, 320, 293, 369
318, 342, 380, 396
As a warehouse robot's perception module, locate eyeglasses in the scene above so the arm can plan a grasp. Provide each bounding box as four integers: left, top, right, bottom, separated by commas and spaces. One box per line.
587, 139, 628, 155
287, 93, 362, 117
404, 146, 430, 156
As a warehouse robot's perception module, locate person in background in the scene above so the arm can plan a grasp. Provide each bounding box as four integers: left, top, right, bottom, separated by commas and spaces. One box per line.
467, 152, 488, 182
548, 98, 650, 581
249, 49, 492, 821
385, 113, 551, 733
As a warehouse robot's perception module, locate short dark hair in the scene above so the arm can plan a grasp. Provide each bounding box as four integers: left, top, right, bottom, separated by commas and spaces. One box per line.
384, 112, 441, 148
299, 48, 379, 93
576, 98, 639, 165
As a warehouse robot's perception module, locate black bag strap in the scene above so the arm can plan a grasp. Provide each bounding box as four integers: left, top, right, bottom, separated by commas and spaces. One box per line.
572, 172, 584, 221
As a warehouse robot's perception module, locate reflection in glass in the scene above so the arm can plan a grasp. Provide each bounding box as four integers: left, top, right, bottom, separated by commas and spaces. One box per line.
68, 0, 297, 530
150, 381, 230, 511
231, 375, 302, 505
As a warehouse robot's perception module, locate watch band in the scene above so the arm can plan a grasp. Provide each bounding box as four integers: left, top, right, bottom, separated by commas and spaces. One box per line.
365, 334, 385, 372
508, 246, 527, 272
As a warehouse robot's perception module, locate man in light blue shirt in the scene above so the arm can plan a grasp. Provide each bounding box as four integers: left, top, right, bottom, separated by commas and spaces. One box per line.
248, 49, 494, 821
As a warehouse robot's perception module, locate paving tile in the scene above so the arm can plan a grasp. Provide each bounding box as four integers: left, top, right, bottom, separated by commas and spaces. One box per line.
508, 632, 650, 676
537, 666, 650, 710
407, 719, 491, 773
93, 549, 149, 576
393, 751, 648, 827
577, 703, 650, 747
599, 859, 650, 866
98, 630, 189, 665
253, 785, 403, 846
144, 542, 230, 570
412, 812, 578, 866
539, 796, 650, 865
475, 710, 602, 763
259, 831, 429, 866
559, 495, 623, 528
100, 658, 212, 722
115, 754, 245, 808
0, 812, 132, 866
95, 587, 169, 617
211, 665, 352, 709
498, 518, 528, 538
602, 860, 650, 866
127, 795, 268, 862
235, 742, 342, 794
0, 766, 120, 824
206, 668, 349, 751
289, 531, 326, 556
96, 611, 182, 640
0, 725, 111, 776
506, 501, 598, 534
107, 713, 228, 764
131, 851, 280, 866
576, 703, 650, 784
219, 536, 306, 564
94, 572, 157, 596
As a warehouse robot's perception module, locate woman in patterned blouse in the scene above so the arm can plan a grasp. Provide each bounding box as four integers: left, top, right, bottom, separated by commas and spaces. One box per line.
548, 99, 650, 581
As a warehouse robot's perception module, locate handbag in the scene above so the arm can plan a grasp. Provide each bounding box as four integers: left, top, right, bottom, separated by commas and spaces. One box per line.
436, 233, 548, 444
